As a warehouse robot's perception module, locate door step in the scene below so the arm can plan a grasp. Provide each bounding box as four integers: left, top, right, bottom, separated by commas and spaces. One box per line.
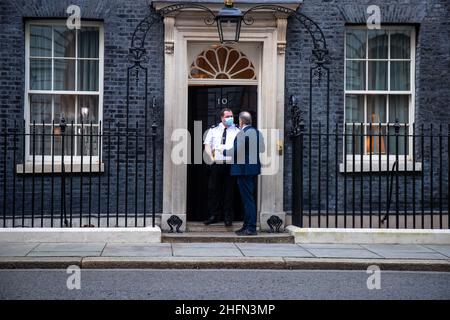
186, 222, 244, 232
162, 232, 294, 243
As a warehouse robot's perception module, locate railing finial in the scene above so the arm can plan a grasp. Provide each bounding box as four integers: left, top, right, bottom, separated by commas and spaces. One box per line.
394, 118, 400, 134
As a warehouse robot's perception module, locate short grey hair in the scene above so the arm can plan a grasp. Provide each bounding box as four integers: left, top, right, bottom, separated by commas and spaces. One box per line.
239, 111, 252, 125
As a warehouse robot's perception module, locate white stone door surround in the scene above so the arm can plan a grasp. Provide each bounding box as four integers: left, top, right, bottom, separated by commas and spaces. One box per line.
153, 2, 300, 230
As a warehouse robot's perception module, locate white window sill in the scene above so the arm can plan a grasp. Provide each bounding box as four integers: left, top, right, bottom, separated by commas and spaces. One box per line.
339, 161, 422, 173
16, 163, 105, 174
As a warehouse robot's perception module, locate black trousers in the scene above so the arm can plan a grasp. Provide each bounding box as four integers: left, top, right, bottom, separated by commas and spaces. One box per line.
236, 175, 257, 232
207, 163, 235, 222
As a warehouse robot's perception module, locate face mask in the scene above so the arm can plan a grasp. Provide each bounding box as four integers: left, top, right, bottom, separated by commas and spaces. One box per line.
224, 117, 234, 126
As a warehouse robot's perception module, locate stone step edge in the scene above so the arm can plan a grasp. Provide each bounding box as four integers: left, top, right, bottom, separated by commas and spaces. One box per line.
286, 226, 450, 244
162, 239, 294, 243
1, 257, 449, 272
162, 232, 292, 236
161, 234, 294, 243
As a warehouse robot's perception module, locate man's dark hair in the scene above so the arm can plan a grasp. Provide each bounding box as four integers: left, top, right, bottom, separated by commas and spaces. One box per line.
220, 108, 233, 117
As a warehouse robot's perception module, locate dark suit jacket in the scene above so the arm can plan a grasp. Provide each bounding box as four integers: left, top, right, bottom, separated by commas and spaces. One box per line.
223, 126, 265, 176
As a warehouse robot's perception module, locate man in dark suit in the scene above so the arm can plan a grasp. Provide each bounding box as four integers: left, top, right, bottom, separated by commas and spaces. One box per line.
219, 111, 265, 236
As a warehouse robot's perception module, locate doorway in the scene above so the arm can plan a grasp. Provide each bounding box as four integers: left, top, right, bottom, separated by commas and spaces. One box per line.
187, 85, 258, 222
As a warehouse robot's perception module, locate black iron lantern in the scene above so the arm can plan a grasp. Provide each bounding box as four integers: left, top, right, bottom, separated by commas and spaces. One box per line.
216, 0, 243, 43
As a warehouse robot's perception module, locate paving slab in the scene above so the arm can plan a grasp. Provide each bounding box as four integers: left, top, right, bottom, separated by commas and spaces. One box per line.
360, 244, 446, 259
236, 243, 302, 250
172, 243, 242, 257
372, 251, 449, 260
361, 244, 435, 253
172, 248, 243, 257
27, 251, 101, 257
306, 248, 382, 259
424, 245, 450, 257
299, 244, 363, 249
240, 249, 313, 257
0, 242, 37, 257
102, 243, 172, 257
236, 243, 313, 257
0, 243, 39, 257
33, 243, 106, 252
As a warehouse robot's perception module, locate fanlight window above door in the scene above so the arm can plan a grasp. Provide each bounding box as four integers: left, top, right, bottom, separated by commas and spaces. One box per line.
190, 46, 256, 80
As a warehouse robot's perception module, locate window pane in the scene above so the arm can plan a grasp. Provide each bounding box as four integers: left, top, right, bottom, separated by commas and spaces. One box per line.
30, 59, 52, 90
29, 125, 52, 156
229, 57, 251, 75
54, 95, 75, 123
54, 59, 75, 90
345, 95, 364, 123
62, 125, 75, 156
231, 69, 256, 80
367, 125, 387, 155
219, 19, 238, 43
390, 30, 411, 59
78, 27, 99, 58
30, 25, 52, 57
345, 125, 362, 155
346, 29, 366, 59
368, 61, 388, 90
54, 27, 75, 57
78, 95, 99, 123
217, 46, 228, 70
367, 95, 387, 123
390, 61, 410, 91
76, 126, 99, 156
388, 126, 409, 155
389, 95, 409, 123
77, 60, 99, 91
30, 94, 52, 123
368, 30, 388, 59
53, 125, 75, 156
346, 61, 366, 90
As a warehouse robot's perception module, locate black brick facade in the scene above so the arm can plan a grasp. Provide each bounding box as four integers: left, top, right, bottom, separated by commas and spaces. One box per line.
283, 0, 450, 214
0, 0, 449, 224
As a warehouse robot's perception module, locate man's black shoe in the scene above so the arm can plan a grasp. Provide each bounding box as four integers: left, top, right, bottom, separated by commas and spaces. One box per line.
204, 217, 220, 225
242, 229, 257, 236
224, 220, 233, 227
235, 227, 246, 235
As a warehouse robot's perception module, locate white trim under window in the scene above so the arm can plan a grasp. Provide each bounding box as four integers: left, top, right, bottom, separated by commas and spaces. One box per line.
343, 25, 416, 168
24, 20, 104, 166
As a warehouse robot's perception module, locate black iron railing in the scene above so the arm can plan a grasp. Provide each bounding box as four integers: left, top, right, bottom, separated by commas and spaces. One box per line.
291, 121, 450, 229
0, 118, 449, 229
0, 119, 158, 228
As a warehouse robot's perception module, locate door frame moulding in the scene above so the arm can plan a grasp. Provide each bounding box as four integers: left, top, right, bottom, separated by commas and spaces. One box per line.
156, 4, 292, 232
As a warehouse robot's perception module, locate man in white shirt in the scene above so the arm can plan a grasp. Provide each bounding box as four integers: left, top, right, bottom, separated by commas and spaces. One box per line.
203, 108, 240, 226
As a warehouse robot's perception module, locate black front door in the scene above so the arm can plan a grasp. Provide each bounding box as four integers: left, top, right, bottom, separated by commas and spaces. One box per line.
187, 85, 258, 222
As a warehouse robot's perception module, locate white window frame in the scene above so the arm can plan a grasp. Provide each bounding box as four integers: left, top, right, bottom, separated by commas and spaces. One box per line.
343, 25, 416, 164
24, 19, 104, 165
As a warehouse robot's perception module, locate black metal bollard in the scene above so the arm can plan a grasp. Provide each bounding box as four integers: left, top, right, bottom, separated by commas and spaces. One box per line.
60, 116, 69, 227
290, 96, 304, 227
151, 97, 157, 228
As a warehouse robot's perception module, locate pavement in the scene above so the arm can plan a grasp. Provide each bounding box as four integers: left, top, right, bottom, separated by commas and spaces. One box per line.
0, 242, 449, 271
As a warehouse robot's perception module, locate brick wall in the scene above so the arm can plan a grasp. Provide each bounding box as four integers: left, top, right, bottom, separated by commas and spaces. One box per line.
0, 0, 449, 224
283, 0, 450, 214
0, 0, 165, 221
